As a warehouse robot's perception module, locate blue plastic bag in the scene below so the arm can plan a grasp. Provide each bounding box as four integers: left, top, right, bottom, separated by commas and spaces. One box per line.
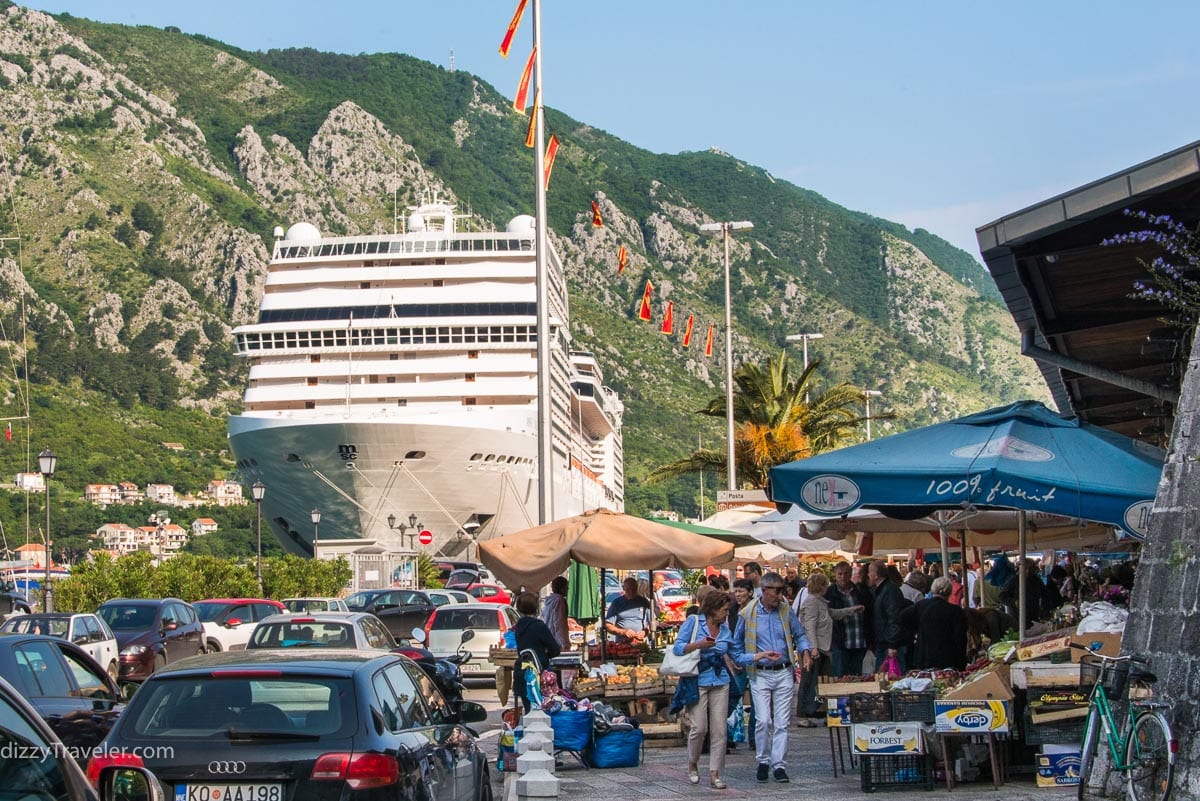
727, 705, 746, 744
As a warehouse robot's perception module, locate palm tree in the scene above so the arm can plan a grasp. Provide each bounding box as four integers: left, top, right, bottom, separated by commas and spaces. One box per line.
647, 350, 882, 489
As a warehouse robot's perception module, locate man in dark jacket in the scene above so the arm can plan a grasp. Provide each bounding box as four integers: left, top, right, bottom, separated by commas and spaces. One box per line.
899, 576, 968, 670
868, 559, 911, 674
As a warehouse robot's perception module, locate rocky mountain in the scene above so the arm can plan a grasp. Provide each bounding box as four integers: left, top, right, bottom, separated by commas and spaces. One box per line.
0, 4, 1048, 516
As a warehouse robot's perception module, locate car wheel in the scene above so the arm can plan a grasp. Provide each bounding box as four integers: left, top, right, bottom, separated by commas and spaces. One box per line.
206, 640, 222, 654
107, 660, 119, 681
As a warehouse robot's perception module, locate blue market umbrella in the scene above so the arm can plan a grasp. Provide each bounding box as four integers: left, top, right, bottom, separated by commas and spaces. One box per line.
769, 401, 1165, 639
769, 401, 1163, 537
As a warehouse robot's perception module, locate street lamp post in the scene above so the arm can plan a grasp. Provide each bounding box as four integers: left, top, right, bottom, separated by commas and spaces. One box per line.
251, 481, 265, 595
864, 390, 883, 441
38, 448, 56, 613
699, 220, 754, 491
387, 513, 421, 550
311, 509, 321, 561
785, 332, 825, 372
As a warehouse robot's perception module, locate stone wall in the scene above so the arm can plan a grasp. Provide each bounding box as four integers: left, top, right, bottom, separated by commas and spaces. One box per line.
1112, 324, 1200, 797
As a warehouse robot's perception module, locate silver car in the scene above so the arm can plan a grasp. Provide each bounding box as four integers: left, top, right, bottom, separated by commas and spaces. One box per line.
423, 602, 517, 683
0, 612, 120, 679
246, 612, 395, 650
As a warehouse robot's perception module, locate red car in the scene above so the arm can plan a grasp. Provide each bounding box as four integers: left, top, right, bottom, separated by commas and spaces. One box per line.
465, 583, 511, 604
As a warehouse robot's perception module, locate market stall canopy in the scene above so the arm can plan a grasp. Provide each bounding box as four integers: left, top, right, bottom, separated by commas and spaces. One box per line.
810, 509, 1118, 551
477, 508, 736, 592
769, 400, 1165, 538
646, 517, 759, 548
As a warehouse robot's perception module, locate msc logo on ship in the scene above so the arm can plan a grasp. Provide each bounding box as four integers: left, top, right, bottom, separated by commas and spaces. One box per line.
338, 444, 358, 461
207, 761, 247, 774
952, 712, 989, 729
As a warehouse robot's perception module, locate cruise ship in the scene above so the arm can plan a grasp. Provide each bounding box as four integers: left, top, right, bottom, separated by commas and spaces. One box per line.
227, 194, 624, 556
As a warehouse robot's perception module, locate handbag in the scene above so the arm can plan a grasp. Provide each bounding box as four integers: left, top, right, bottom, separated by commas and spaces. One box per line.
658, 615, 702, 677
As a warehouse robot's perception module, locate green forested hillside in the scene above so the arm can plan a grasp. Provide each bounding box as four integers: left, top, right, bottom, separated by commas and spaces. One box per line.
0, 5, 1048, 545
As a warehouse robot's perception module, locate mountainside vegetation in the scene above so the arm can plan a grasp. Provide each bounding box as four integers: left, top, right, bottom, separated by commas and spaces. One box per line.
0, 4, 1049, 551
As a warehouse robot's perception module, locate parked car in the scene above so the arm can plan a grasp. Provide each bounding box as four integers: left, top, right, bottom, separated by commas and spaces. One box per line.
88, 650, 491, 801
192, 598, 285, 652
282, 596, 350, 613
423, 602, 518, 683
444, 568, 482, 589
0, 631, 123, 756
657, 585, 690, 622
96, 598, 203, 681
423, 589, 472, 606
0, 579, 32, 622
465, 583, 512, 605
344, 589, 438, 639
246, 612, 395, 650
0, 613, 119, 679
0, 673, 161, 801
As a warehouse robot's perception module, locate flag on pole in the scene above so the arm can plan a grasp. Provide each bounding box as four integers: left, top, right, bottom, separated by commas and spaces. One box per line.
591, 201, 603, 228
683, 314, 695, 347
4, 422, 10, 442
638, 280, 654, 321
617, 244, 628, 273
660, 302, 674, 335
543, 134, 560, 190
524, 89, 540, 148
499, 0, 529, 58
704, 324, 715, 357
513, 48, 537, 112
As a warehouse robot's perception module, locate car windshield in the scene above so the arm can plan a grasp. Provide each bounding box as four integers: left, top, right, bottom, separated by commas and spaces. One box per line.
249, 621, 356, 648
191, 602, 228, 622
445, 570, 480, 588
0, 616, 69, 636
284, 599, 328, 612
430, 608, 497, 631
100, 604, 157, 631
344, 591, 373, 608
128, 676, 355, 737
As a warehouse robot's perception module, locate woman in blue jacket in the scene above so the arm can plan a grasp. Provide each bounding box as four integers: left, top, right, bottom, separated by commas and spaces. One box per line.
672, 586, 734, 789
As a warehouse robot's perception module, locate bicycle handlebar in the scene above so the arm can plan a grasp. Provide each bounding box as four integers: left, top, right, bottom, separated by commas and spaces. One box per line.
1069, 641, 1149, 666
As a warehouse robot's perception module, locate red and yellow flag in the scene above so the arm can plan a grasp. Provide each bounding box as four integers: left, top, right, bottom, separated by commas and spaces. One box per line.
524, 89, 540, 148
617, 244, 628, 273
682, 314, 695, 347
660, 302, 674, 335
513, 48, 536, 112
638, 280, 654, 321
704, 324, 715, 357
543, 134, 560, 190
591, 201, 603, 228
499, 0, 529, 58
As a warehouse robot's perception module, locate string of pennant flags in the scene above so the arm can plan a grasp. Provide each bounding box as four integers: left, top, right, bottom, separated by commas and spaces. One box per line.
500, 0, 718, 358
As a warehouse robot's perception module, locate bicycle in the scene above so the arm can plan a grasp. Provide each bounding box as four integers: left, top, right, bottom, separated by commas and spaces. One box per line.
1073, 641, 1177, 801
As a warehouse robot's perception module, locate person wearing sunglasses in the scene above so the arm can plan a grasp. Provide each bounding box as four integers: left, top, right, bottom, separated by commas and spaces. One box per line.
731, 572, 813, 784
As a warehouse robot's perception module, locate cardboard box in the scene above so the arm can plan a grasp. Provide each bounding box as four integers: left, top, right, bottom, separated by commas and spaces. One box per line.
1069, 631, 1122, 662
817, 679, 881, 696
940, 666, 1014, 701
1036, 750, 1082, 787
1016, 628, 1073, 661
1010, 660, 1080, 689
851, 722, 928, 754
826, 696, 850, 728
933, 700, 1011, 733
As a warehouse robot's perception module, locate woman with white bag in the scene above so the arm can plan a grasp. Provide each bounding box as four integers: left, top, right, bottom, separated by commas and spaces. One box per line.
671, 586, 734, 789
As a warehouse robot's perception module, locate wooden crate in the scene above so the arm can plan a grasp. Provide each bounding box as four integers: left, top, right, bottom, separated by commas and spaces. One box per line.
604, 677, 636, 698
641, 721, 685, 748
489, 646, 518, 668
818, 680, 881, 696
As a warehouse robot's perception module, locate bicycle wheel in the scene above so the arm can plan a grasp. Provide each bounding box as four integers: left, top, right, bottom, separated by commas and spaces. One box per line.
1077, 706, 1102, 801
1125, 710, 1175, 801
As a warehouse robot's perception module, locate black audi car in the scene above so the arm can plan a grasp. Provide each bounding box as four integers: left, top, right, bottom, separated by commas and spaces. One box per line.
88, 649, 492, 801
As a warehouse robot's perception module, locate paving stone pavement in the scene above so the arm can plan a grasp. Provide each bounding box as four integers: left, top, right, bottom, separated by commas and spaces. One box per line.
501, 724, 1075, 801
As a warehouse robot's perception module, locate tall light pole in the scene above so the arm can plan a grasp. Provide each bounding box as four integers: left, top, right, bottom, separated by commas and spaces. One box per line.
785, 332, 825, 372
699, 220, 754, 491
387, 513, 420, 550
864, 390, 883, 441
37, 448, 56, 613
251, 481, 265, 595
311, 509, 321, 561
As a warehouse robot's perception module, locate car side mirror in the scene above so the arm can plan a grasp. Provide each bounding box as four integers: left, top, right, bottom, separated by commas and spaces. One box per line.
118, 682, 138, 701
410, 628, 427, 644
73, 634, 90, 645
225, 617, 243, 627
161, 621, 178, 632
456, 700, 488, 724
99, 766, 165, 801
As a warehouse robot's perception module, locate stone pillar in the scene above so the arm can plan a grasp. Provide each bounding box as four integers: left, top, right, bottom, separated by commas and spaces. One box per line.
1117, 323, 1200, 798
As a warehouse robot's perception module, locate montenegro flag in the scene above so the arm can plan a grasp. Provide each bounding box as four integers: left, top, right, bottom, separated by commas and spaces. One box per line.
660, 302, 674, 335
591, 201, 603, 228
543, 134, 560, 190
617, 244, 628, 273
683, 315, 695, 347
638, 280, 654, 321
513, 48, 536, 112
499, 0, 529, 58
704, 324, 715, 357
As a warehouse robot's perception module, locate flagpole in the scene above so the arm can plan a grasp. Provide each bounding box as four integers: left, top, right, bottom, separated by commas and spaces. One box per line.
531, 0, 552, 526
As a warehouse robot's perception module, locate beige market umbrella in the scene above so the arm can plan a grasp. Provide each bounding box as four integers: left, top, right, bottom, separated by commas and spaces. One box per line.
477, 508, 736, 593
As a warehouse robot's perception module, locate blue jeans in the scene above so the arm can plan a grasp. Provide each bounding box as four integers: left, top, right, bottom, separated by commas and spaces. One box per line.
831, 646, 867, 677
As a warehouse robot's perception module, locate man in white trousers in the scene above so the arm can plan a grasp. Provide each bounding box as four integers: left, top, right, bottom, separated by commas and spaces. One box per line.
732, 571, 813, 783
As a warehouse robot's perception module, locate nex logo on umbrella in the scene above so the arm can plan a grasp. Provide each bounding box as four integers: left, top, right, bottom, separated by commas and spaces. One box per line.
801, 475, 861, 513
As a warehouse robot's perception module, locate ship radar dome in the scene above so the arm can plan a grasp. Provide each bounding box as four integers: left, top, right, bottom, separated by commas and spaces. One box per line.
507, 214, 536, 233
407, 212, 427, 232
283, 222, 322, 243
